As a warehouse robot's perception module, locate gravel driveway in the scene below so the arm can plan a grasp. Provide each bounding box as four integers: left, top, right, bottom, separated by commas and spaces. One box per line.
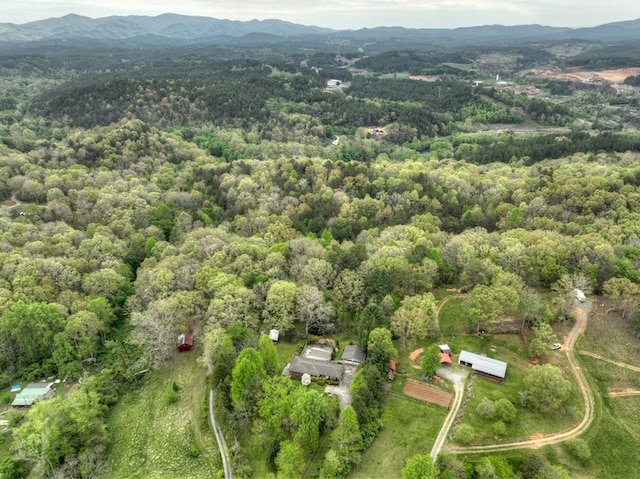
325, 364, 358, 411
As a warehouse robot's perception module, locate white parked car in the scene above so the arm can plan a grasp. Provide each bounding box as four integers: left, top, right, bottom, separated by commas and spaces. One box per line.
551, 343, 562, 350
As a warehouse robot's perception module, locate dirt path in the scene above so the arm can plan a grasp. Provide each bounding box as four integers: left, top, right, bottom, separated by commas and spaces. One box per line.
579, 350, 640, 373
450, 301, 595, 454
430, 368, 468, 460
209, 388, 232, 479
409, 294, 464, 370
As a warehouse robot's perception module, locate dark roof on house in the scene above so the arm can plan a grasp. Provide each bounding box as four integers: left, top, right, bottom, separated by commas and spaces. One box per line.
342, 345, 366, 364
289, 356, 344, 380
458, 350, 507, 379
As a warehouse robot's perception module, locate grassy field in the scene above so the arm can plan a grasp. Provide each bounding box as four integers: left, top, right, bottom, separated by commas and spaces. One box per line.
105, 352, 221, 479
572, 301, 640, 478
349, 395, 448, 479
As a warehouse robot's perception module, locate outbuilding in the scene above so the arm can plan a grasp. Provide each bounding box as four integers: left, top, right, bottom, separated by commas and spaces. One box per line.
342, 345, 366, 365
458, 350, 507, 381
12, 383, 55, 408
177, 333, 194, 352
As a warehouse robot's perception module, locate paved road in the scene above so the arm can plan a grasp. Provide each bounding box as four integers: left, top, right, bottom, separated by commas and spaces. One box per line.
209, 388, 232, 479
450, 301, 596, 454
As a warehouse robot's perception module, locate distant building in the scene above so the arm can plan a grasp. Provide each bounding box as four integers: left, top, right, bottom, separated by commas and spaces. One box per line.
458, 350, 507, 381
342, 345, 366, 365
12, 383, 55, 408
177, 333, 194, 352
269, 329, 280, 343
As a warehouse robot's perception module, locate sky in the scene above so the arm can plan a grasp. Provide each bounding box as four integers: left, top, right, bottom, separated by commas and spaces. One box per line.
2, 0, 640, 30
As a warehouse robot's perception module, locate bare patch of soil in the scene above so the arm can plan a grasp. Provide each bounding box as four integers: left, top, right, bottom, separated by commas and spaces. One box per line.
403, 379, 452, 407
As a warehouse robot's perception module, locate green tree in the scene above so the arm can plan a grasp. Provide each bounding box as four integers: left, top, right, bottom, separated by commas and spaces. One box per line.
230, 348, 265, 420
275, 440, 305, 478
529, 322, 558, 359
421, 344, 442, 378
12, 389, 108, 479
0, 301, 66, 375
522, 364, 571, 411
367, 327, 397, 373
495, 398, 517, 422
263, 280, 298, 334
258, 333, 280, 376
292, 388, 326, 453
326, 405, 363, 476
402, 453, 436, 479
454, 424, 475, 445
391, 293, 437, 345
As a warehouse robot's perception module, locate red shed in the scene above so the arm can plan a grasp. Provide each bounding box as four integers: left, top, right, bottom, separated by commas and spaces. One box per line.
388, 359, 397, 380
177, 333, 193, 352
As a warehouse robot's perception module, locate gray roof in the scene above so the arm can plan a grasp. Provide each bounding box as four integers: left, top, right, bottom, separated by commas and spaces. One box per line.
342, 345, 366, 364
12, 382, 54, 407
458, 350, 507, 379
289, 356, 344, 380
302, 344, 333, 362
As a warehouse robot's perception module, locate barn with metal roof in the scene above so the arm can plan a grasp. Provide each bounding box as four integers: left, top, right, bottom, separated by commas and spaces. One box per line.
458, 350, 507, 381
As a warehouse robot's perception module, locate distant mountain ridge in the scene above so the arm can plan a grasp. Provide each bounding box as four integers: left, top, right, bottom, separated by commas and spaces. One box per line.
1, 13, 640, 46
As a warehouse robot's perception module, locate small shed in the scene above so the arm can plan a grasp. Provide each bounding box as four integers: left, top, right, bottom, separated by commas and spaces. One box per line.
458, 350, 507, 381
12, 383, 55, 408
439, 344, 451, 355
269, 329, 280, 343
440, 352, 452, 365
177, 333, 194, 352
342, 345, 366, 365
388, 359, 397, 380
574, 288, 586, 302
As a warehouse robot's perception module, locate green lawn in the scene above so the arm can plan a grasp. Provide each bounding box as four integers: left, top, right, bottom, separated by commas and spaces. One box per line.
349, 395, 448, 479
437, 296, 469, 337
105, 352, 221, 479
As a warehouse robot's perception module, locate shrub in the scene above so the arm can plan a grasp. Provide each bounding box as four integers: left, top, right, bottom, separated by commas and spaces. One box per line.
564, 438, 591, 461
492, 421, 507, 436
476, 397, 496, 419
454, 424, 475, 445
495, 398, 517, 422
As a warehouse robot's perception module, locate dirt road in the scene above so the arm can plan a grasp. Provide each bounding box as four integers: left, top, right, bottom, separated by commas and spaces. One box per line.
430, 367, 467, 460
209, 388, 232, 479
450, 301, 595, 454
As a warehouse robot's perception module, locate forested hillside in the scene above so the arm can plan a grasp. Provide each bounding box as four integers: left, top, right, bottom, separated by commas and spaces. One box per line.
0, 32, 640, 479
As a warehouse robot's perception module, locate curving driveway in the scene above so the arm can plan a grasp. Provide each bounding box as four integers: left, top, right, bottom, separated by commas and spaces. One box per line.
449, 301, 595, 454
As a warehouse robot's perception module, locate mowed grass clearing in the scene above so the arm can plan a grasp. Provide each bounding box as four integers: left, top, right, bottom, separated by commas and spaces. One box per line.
349, 394, 448, 479
570, 300, 640, 478
105, 352, 221, 479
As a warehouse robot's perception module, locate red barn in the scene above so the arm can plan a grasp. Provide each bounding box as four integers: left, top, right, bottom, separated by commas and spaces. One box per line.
177, 333, 193, 352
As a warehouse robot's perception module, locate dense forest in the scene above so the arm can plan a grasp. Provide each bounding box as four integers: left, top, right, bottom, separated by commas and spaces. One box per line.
0, 26, 640, 479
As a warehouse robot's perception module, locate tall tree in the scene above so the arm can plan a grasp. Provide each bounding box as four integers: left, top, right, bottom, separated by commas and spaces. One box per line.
291, 388, 326, 453
230, 348, 266, 421
296, 284, 334, 335
522, 364, 571, 411
391, 293, 438, 345
262, 280, 298, 334
258, 333, 280, 376
421, 344, 442, 378
402, 453, 436, 479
